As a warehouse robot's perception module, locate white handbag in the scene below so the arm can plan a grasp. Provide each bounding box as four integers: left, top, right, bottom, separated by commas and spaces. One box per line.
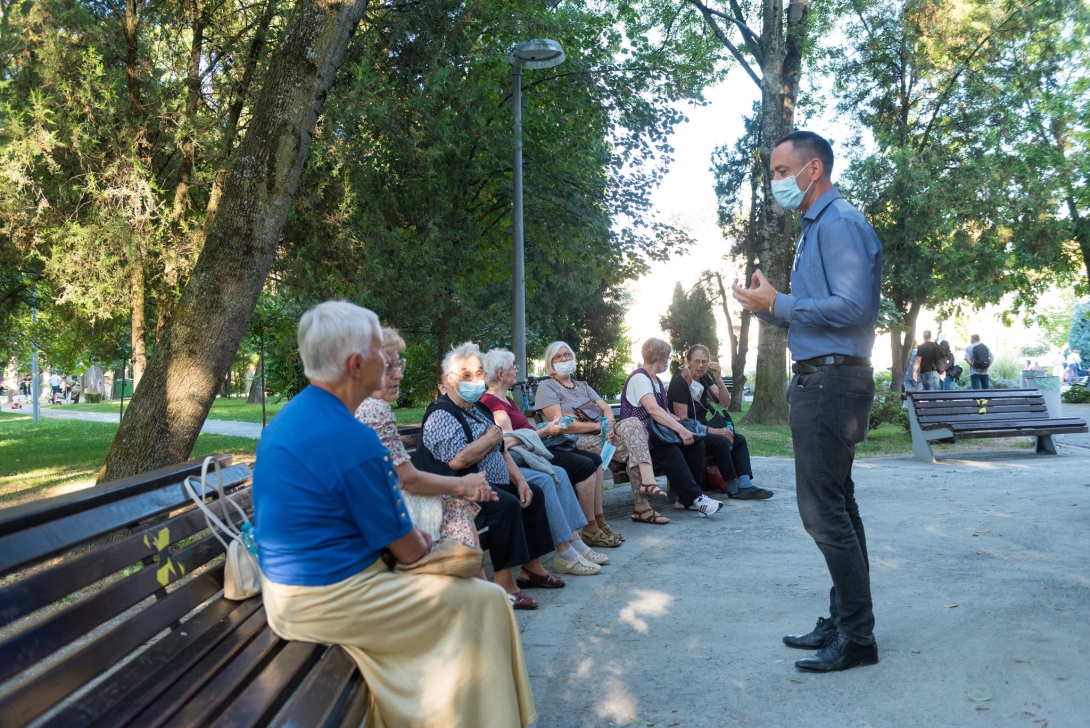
184, 456, 262, 600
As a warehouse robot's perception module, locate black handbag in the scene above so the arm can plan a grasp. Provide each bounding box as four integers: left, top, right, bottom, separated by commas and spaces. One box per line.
648, 417, 707, 446
541, 433, 578, 451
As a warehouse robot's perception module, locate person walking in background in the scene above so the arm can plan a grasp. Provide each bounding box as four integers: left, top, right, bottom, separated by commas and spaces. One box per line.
902, 342, 918, 393
48, 372, 62, 404
1065, 348, 1081, 384
939, 341, 958, 390
733, 130, 883, 673
965, 335, 994, 390
913, 331, 943, 391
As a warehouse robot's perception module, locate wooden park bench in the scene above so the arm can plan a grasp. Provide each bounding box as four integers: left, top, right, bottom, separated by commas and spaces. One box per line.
907, 389, 1088, 463
0, 456, 369, 728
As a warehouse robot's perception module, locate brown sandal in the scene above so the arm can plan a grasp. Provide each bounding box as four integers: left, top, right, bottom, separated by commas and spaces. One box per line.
508, 590, 538, 610
600, 523, 625, 542
637, 482, 667, 497
517, 569, 566, 589
631, 507, 670, 525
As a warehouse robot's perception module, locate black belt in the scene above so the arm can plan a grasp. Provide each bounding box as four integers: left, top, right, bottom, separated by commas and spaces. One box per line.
792, 355, 871, 374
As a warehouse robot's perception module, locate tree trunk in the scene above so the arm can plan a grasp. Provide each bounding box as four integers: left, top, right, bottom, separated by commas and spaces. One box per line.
742, 0, 810, 426
889, 300, 922, 390
247, 358, 265, 403
101, 0, 371, 482
130, 254, 147, 387
711, 272, 751, 412
4, 356, 16, 403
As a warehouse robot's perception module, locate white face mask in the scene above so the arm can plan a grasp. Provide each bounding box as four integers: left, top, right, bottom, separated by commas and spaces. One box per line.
771, 158, 817, 211
554, 360, 576, 377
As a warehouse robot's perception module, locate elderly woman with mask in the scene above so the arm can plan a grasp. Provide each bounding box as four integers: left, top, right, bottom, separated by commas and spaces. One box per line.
413, 343, 564, 609
620, 337, 724, 517
481, 347, 617, 563
666, 344, 773, 501
355, 327, 498, 548
254, 302, 535, 728
535, 340, 671, 526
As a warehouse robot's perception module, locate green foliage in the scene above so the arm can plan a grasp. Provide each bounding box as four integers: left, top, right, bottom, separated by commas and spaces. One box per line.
868, 388, 908, 432
990, 355, 1022, 381
84, 392, 102, 404
1062, 386, 1090, 404
1068, 302, 1090, 355
659, 282, 719, 374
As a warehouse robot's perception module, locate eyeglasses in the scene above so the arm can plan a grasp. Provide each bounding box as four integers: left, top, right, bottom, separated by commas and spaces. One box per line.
552, 352, 574, 362
385, 358, 407, 375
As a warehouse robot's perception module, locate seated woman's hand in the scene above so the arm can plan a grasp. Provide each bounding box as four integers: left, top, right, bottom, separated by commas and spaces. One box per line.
539, 416, 563, 437
709, 426, 734, 442
679, 427, 695, 446
482, 425, 504, 448
515, 477, 534, 508
458, 472, 499, 502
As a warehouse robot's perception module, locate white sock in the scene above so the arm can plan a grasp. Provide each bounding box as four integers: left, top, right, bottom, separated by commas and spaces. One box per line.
557, 545, 579, 561
572, 540, 590, 555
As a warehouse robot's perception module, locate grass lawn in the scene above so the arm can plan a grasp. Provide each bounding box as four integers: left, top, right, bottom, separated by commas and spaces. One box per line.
49, 398, 428, 425
723, 401, 913, 458
0, 413, 257, 508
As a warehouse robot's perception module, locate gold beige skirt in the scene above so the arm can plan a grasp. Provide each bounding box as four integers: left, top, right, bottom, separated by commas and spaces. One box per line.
262, 560, 535, 728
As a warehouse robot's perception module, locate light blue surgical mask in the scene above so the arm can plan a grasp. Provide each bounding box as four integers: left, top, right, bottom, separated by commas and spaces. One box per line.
457, 380, 486, 403
771, 159, 817, 211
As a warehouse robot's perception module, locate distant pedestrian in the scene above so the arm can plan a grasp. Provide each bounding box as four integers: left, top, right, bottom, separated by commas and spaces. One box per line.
965, 335, 993, 389
902, 341, 919, 393
914, 331, 943, 391
48, 372, 63, 404
1066, 348, 1081, 384
70, 376, 82, 404
939, 340, 958, 390
1052, 351, 1066, 378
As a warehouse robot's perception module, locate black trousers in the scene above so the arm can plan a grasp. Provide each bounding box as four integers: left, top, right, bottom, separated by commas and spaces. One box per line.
547, 448, 602, 485
475, 480, 554, 571
787, 365, 876, 644
703, 432, 753, 484
649, 440, 705, 507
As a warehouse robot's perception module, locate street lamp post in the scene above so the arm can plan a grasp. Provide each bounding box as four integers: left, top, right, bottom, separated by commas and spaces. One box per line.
509, 39, 565, 409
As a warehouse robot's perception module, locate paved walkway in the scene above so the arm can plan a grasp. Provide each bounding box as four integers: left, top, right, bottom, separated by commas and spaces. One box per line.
517, 447, 1089, 727
11, 404, 264, 439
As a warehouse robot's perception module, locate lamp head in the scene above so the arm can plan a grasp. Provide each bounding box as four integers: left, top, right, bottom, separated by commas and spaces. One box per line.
510, 39, 566, 69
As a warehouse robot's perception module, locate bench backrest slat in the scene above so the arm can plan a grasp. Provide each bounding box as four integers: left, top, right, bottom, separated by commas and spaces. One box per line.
0, 462, 252, 576
0, 489, 252, 627
0, 532, 227, 686
909, 389, 1041, 400
0, 564, 226, 728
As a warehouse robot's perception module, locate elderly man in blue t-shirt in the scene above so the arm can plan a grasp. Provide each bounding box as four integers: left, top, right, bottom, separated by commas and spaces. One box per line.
254, 301, 535, 728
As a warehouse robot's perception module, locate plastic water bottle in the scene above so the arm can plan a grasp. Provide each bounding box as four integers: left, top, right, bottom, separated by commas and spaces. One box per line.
240, 522, 259, 557
726, 420, 735, 451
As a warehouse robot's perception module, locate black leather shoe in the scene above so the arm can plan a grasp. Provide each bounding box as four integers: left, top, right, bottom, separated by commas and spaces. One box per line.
795, 633, 879, 673
731, 486, 773, 500
783, 616, 838, 650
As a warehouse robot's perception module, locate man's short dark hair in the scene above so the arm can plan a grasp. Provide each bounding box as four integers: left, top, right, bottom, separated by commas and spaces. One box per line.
774, 131, 834, 176
922, 330, 932, 340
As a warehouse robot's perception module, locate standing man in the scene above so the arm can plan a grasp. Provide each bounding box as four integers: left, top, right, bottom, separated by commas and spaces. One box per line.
965, 334, 994, 390
732, 131, 883, 673
913, 331, 943, 391
48, 371, 63, 405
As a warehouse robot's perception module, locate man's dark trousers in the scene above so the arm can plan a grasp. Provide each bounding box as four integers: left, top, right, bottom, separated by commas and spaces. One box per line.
788, 364, 876, 645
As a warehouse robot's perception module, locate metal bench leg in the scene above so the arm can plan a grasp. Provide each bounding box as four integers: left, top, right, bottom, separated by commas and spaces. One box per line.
908, 402, 936, 463
1036, 434, 1057, 455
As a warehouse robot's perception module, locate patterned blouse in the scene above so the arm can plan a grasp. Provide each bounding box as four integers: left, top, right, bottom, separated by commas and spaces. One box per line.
355, 397, 411, 466
422, 407, 510, 485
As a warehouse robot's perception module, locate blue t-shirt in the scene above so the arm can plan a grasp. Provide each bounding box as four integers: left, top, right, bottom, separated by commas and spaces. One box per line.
253, 386, 412, 586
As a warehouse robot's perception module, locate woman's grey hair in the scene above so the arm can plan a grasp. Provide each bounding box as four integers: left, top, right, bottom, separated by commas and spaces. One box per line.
641, 337, 672, 367
297, 301, 381, 383
441, 342, 483, 380
542, 340, 574, 377
483, 348, 516, 385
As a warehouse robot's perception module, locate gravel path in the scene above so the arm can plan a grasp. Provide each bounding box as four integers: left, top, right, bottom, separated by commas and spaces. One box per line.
20, 405, 263, 439
518, 446, 1089, 727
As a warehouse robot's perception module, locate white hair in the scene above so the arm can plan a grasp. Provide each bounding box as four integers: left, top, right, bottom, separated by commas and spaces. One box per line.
542, 340, 574, 376
297, 301, 380, 383
441, 342, 483, 380
483, 348, 516, 385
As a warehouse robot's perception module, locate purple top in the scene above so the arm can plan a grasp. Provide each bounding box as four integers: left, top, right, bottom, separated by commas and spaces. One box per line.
619, 367, 669, 440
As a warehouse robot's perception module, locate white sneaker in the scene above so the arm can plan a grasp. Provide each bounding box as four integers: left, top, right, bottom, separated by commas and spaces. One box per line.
554, 553, 601, 575
579, 548, 610, 565
674, 500, 693, 510
694, 494, 723, 517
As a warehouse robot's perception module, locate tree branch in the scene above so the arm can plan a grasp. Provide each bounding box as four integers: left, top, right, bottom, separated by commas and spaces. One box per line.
686, 0, 762, 89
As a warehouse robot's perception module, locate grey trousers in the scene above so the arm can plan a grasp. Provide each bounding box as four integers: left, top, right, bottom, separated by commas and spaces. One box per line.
519, 467, 587, 546
787, 365, 876, 645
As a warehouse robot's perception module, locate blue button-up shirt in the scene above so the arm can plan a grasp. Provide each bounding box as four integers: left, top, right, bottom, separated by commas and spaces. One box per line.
755, 188, 883, 361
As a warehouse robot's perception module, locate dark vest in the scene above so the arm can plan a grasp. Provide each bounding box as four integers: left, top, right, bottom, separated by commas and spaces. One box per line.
411, 395, 498, 477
